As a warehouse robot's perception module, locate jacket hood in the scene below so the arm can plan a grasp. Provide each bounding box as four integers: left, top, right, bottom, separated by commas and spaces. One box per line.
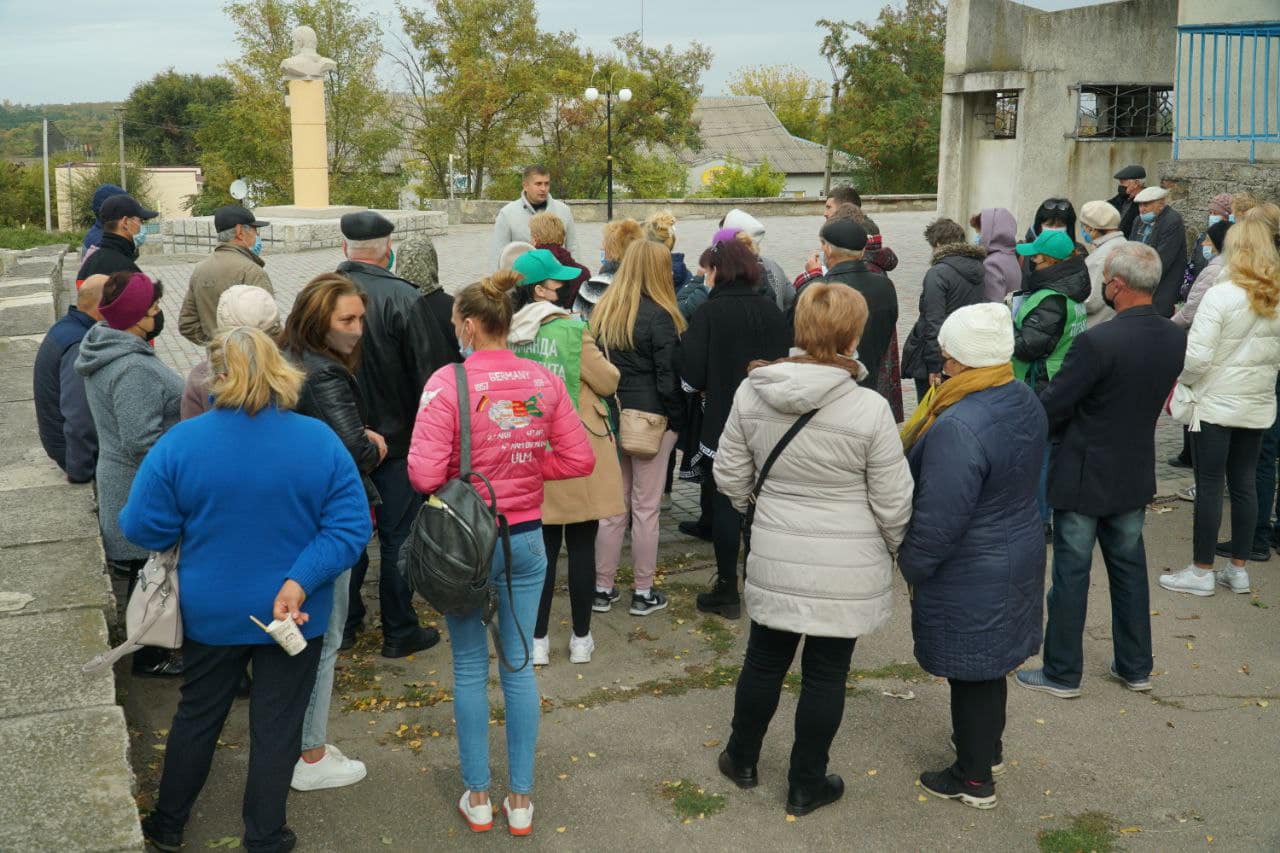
979, 208, 1017, 253
508, 301, 570, 345
74, 322, 153, 377
577, 275, 610, 305
1087, 230, 1125, 253
1029, 255, 1091, 302
723, 209, 766, 241
91, 184, 126, 219
931, 242, 987, 265
748, 350, 863, 414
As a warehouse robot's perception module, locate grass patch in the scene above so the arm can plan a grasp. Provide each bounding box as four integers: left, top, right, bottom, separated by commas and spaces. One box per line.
1037, 811, 1119, 853
569, 664, 741, 708
659, 779, 726, 820
697, 617, 736, 654
0, 226, 87, 251
849, 661, 929, 682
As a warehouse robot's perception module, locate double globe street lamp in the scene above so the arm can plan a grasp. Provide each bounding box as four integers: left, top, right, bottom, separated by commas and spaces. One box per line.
583, 80, 631, 220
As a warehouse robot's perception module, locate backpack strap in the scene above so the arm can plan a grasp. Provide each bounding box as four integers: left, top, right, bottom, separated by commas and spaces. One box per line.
751, 409, 819, 503
453, 363, 472, 475
486, 514, 530, 672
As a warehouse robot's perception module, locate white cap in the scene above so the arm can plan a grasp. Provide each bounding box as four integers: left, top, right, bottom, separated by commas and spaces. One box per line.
1079, 200, 1121, 230
498, 241, 535, 271
216, 285, 280, 332
937, 303, 1015, 369
1134, 186, 1168, 203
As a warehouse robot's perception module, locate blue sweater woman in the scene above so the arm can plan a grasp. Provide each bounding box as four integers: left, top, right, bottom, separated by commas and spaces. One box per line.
119, 406, 371, 645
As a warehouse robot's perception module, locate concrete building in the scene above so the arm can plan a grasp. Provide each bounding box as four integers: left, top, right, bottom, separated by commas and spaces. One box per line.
938, 0, 1179, 232
54, 163, 201, 232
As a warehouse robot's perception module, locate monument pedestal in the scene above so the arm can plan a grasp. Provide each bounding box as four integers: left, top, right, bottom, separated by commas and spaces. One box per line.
159, 208, 447, 255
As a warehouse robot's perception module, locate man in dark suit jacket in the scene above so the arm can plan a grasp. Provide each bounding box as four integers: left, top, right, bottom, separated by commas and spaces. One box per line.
1016, 242, 1185, 700
1127, 186, 1186, 318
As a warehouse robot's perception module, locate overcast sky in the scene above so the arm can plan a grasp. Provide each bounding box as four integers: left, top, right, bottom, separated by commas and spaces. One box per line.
1, 0, 1106, 104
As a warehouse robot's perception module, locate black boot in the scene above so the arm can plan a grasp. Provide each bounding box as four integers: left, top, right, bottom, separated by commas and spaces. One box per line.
786, 774, 844, 816
717, 749, 758, 789
696, 577, 740, 619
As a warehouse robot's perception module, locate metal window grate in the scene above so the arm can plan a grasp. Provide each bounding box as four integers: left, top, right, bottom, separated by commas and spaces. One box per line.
1074, 84, 1173, 139
1174, 24, 1280, 162
994, 91, 1018, 138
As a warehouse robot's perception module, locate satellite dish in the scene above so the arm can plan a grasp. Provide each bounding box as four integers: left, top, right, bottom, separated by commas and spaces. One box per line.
229, 179, 249, 201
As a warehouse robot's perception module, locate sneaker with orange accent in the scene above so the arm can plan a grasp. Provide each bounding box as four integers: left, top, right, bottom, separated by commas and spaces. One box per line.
458, 791, 493, 832
503, 796, 534, 836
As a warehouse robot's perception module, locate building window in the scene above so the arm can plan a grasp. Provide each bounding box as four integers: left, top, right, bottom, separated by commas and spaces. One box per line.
994, 91, 1018, 139
1074, 84, 1173, 139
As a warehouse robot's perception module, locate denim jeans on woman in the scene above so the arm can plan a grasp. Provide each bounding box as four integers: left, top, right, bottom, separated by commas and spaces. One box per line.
445, 524, 545, 795
1193, 422, 1264, 564
301, 568, 350, 751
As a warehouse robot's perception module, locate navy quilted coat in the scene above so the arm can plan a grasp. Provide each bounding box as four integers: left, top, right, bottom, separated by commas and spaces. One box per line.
897, 381, 1047, 681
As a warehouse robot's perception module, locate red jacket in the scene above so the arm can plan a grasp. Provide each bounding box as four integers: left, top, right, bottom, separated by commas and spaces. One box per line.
407, 349, 595, 525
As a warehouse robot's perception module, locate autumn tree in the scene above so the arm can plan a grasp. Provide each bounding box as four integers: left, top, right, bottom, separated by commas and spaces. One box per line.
727, 65, 827, 142
123, 71, 234, 166
821, 0, 945, 193
696, 158, 787, 199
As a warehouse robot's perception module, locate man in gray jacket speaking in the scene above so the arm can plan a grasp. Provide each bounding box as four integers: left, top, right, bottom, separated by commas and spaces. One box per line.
491, 165, 576, 266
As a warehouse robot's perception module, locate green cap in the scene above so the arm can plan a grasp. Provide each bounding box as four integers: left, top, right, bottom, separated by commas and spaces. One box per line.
513, 249, 580, 285
1015, 229, 1075, 260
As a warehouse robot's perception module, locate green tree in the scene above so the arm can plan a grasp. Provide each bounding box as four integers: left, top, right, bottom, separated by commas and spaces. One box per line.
820, 0, 945, 193
727, 65, 828, 142
194, 0, 400, 210
0, 161, 46, 226
696, 158, 786, 199
123, 71, 234, 166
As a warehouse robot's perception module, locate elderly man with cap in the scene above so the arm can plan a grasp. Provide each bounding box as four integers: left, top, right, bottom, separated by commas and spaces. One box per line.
179, 205, 274, 346
1078, 200, 1128, 326
1109, 165, 1146, 238
76, 193, 158, 286
1017, 242, 1185, 700
1128, 186, 1186, 318
336, 209, 452, 659
34, 274, 106, 483
799, 217, 898, 395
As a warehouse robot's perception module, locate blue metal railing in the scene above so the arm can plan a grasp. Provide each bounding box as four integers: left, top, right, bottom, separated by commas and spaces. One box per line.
1174, 22, 1280, 162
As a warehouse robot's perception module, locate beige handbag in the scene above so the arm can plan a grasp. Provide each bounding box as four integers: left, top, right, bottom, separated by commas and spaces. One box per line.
617, 407, 668, 459
83, 546, 182, 673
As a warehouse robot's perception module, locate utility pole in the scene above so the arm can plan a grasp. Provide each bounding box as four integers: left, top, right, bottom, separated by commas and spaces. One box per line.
42, 119, 52, 232
116, 108, 127, 191
822, 77, 840, 197
448, 153, 455, 200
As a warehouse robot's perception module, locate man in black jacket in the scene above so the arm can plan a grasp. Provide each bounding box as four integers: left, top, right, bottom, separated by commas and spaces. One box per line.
1128, 186, 1186, 318
75, 194, 157, 285
34, 275, 104, 482
1108, 164, 1146, 239
1016, 242, 1185, 700
798, 218, 897, 392
336, 211, 452, 659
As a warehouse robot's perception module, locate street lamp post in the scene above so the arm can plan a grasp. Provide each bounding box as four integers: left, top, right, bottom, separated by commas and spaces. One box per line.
583, 79, 631, 220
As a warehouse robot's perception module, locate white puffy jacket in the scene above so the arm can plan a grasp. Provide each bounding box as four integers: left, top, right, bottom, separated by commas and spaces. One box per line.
713, 354, 914, 638
1179, 279, 1280, 430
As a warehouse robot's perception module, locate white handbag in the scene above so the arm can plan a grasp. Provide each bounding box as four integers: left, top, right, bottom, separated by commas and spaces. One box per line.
83, 546, 182, 673
1169, 383, 1200, 431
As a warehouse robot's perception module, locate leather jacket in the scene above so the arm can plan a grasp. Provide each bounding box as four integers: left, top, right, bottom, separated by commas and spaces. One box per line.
295, 348, 382, 506
336, 260, 452, 459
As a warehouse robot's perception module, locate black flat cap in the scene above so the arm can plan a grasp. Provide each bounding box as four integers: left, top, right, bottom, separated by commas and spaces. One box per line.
340, 210, 395, 240
819, 218, 868, 251
1113, 165, 1146, 180
100, 193, 158, 222
214, 205, 269, 232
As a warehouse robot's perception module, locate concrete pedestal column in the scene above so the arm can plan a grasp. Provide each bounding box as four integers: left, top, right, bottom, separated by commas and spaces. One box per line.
288, 79, 329, 208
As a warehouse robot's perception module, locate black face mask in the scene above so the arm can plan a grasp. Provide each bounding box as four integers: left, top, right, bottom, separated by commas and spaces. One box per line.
145, 310, 165, 341
1117, 183, 1126, 197
554, 285, 575, 310
1102, 281, 1118, 311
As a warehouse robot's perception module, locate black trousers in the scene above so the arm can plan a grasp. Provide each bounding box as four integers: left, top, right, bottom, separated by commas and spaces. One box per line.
727, 621, 856, 790
346, 455, 422, 642
535, 520, 598, 639
712, 488, 743, 584
949, 677, 1007, 785
1192, 422, 1264, 564
150, 638, 321, 852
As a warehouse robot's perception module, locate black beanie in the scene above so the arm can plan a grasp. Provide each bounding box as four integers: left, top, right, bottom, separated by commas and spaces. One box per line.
819, 218, 868, 251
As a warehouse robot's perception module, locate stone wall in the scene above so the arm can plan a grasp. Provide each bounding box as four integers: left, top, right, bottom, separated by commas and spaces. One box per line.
0, 247, 144, 851
1161, 159, 1280, 235
420, 194, 938, 225
159, 208, 448, 255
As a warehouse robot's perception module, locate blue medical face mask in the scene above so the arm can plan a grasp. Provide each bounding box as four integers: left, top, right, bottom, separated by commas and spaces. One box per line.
1140, 211, 1157, 224
132, 219, 147, 247
1229, 214, 1236, 223
1081, 229, 1093, 244
1209, 214, 1224, 226
1202, 245, 1214, 260
972, 233, 982, 245
251, 235, 263, 255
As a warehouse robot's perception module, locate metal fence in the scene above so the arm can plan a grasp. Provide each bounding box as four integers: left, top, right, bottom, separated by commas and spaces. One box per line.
1175, 23, 1280, 161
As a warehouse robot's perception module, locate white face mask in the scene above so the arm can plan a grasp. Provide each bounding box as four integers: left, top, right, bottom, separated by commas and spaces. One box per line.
1042, 225, 1068, 233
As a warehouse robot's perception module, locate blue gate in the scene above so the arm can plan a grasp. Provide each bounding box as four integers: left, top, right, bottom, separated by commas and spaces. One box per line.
1175, 23, 1280, 162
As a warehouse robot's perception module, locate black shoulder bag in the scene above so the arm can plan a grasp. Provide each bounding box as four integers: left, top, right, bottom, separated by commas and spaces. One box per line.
741, 409, 819, 564
399, 364, 528, 670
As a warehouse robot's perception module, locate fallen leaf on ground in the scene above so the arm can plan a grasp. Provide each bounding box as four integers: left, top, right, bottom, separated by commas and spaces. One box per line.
1034, 719, 1046, 725
1258, 700, 1270, 708
557, 773, 568, 780
785, 814, 797, 822
556, 827, 567, 833
587, 752, 598, 758
703, 739, 721, 748
917, 794, 928, 802
380, 837, 392, 845
1119, 826, 1142, 834
866, 769, 878, 776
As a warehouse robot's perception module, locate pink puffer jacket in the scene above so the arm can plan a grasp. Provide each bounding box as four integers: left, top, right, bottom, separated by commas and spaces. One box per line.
407, 348, 595, 525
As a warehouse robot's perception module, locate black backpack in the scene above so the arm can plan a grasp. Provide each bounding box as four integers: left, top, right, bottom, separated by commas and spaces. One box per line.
399, 364, 527, 669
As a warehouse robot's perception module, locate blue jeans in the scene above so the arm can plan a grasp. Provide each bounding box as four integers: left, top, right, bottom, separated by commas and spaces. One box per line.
1252, 375, 1280, 551
301, 569, 350, 752
445, 526, 545, 795
1043, 509, 1151, 688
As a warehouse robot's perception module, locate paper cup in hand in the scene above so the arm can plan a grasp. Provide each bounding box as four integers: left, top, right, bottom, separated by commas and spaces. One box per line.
250, 614, 307, 656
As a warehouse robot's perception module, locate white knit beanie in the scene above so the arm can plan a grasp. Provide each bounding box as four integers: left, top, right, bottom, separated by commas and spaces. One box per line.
216, 285, 280, 333
937, 303, 1014, 369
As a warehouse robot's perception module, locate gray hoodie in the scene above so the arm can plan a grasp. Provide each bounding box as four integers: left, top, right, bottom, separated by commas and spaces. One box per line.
978, 207, 1021, 302
75, 324, 184, 561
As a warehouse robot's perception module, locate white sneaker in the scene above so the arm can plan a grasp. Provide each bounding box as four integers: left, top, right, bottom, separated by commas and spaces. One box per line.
1159, 565, 1215, 597
1215, 565, 1252, 594
531, 636, 550, 666
1177, 484, 1196, 501
290, 744, 367, 791
503, 796, 534, 836
568, 632, 595, 664
458, 790, 493, 832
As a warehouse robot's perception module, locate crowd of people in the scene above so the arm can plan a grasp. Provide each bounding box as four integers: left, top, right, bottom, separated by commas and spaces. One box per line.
28, 161, 1280, 848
